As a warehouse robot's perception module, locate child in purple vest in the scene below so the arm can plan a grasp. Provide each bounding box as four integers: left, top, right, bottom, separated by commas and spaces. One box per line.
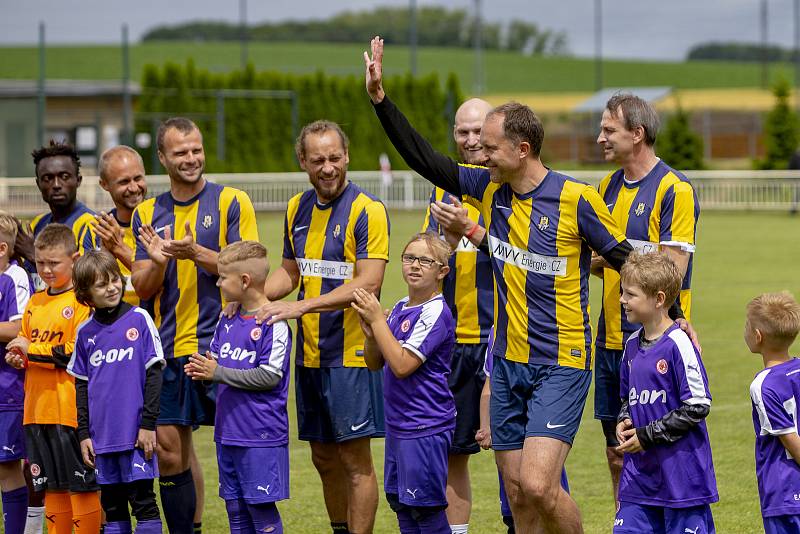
745, 292, 800, 534
352, 231, 455, 534
68, 250, 164, 534
184, 240, 291, 534
614, 252, 717, 534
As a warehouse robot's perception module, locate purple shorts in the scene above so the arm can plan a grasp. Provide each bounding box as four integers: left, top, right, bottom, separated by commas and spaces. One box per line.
384, 430, 452, 507
614, 502, 715, 533
94, 449, 159, 485
0, 410, 25, 461
216, 444, 289, 504
764, 514, 800, 534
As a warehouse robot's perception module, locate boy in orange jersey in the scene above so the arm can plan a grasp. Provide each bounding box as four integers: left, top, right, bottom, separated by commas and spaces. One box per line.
5, 224, 101, 534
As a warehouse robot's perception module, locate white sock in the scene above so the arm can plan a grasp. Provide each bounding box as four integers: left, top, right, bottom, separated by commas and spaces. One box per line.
450, 524, 469, 534
24, 505, 44, 534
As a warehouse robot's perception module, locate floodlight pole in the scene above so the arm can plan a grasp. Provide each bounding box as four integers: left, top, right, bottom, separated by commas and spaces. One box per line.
409, 0, 418, 76
240, 0, 248, 70
473, 0, 484, 95
594, 0, 603, 91
37, 21, 45, 145
122, 24, 132, 146
795, 0, 799, 111
761, 0, 768, 89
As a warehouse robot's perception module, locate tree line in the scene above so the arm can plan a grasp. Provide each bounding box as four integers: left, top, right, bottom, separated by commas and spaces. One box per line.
687, 41, 799, 62
135, 60, 463, 173
141, 6, 568, 55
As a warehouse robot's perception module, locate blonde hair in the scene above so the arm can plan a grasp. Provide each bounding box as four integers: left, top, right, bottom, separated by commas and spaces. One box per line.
747, 291, 800, 348
0, 212, 19, 248
34, 223, 77, 255
218, 240, 269, 284
402, 231, 452, 266
620, 251, 682, 307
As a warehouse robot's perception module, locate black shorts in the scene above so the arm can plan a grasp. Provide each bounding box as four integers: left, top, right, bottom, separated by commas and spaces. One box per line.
448, 343, 488, 455
25, 423, 98, 492
158, 357, 216, 427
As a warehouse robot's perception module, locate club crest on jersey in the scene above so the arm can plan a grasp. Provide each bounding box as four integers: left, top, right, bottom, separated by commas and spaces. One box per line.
30, 464, 40, 476
537, 216, 550, 231
634, 202, 646, 216
333, 224, 341, 239
656, 358, 669, 374
62, 306, 74, 319
202, 214, 213, 229
250, 327, 262, 341
401, 319, 411, 333
126, 328, 139, 341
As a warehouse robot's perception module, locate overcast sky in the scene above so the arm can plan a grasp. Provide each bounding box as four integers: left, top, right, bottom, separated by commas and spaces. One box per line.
2, 0, 797, 60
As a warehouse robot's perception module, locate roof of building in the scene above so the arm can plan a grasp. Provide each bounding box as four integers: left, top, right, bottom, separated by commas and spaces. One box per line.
0, 79, 141, 98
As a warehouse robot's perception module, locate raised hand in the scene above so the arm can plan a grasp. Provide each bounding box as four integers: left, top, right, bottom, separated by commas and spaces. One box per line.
364, 35, 386, 103
92, 212, 129, 262
431, 195, 472, 249
350, 287, 385, 325
184, 351, 217, 381
137, 224, 172, 266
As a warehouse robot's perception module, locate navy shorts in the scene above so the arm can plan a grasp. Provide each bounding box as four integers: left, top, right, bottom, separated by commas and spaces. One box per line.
217, 444, 289, 504
448, 342, 488, 455
385, 430, 452, 507
95, 449, 158, 485
158, 357, 216, 427
764, 514, 800, 534
25, 423, 99, 492
613, 502, 715, 533
594, 346, 624, 421
295, 366, 385, 443
0, 410, 25, 461
489, 356, 591, 449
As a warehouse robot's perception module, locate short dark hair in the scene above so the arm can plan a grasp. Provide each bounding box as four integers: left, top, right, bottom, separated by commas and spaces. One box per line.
73, 250, 124, 307
486, 103, 545, 156
31, 140, 81, 178
295, 120, 349, 160
605, 92, 660, 146
33, 223, 77, 255
157, 117, 200, 153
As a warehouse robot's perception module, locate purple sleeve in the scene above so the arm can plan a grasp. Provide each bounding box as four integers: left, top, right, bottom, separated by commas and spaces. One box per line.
619, 350, 631, 400
258, 321, 290, 376
669, 334, 711, 405
401, 300, 452, 363
755, 380, 796, 434
138, 310, 164, 368
67, 326, 90, 380
209, 318, 222, 357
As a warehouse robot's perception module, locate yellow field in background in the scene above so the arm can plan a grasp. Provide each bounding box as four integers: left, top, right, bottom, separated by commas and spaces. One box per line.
484, 88, 794, 113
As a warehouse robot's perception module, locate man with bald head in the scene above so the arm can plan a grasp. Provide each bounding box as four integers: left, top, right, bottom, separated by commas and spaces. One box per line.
420, 97, 494, 534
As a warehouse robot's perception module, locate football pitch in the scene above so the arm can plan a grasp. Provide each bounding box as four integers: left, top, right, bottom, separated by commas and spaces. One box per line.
181, 209, 800, 533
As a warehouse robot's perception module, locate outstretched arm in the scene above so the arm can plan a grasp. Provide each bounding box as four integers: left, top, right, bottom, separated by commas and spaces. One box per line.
365, 36, 462, 196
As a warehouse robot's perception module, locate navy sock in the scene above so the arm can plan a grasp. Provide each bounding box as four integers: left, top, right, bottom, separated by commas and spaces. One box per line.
415, 508, 450, 534
395, 508, 420, 534
247, 501, 282, 533
2, 486, 28, 534
193, 521, 202, 533
330, 521, 350, 533
159, 469, 196, 534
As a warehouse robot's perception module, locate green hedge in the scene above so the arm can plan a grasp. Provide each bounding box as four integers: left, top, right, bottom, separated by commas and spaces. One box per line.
135, 60, 463, 173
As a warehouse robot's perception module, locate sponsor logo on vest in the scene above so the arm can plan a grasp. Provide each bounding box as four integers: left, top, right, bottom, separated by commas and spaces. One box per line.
296, 258, 354, 280
488, 236, 567, 276
628, 388, 667, 406
90, 347, 134, 366
218, 342, 257, 364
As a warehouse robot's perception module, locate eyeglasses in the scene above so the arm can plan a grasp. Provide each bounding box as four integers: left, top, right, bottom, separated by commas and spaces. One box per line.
401, 254, 443, 268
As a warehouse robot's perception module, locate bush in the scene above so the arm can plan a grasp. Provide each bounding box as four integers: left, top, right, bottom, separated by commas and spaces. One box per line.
657, 106, 704, 170
758, 78, 800, 170
135, 61, 463, 173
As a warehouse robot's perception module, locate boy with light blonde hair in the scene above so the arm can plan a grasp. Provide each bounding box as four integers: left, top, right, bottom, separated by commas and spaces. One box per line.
745, 291, 800, 534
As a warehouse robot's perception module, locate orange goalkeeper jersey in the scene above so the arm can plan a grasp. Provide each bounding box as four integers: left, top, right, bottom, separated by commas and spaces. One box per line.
20, 288, 90, 427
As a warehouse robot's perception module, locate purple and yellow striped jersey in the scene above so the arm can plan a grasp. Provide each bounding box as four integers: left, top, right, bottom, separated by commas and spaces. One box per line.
459, 165, 625, 370
31, 201, 99, 256
106, 209, 149, 309
132, 181, 258, 358
283, 182, 390, 368
595, 161, 699, 350
421, 187, 493, 344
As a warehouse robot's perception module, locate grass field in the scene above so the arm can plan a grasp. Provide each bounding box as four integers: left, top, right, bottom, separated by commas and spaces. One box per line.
2, 41, 799, 94
159, 209, 800, 534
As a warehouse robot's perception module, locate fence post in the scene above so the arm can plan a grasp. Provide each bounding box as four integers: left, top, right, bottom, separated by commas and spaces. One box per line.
404, 172, 414, 210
